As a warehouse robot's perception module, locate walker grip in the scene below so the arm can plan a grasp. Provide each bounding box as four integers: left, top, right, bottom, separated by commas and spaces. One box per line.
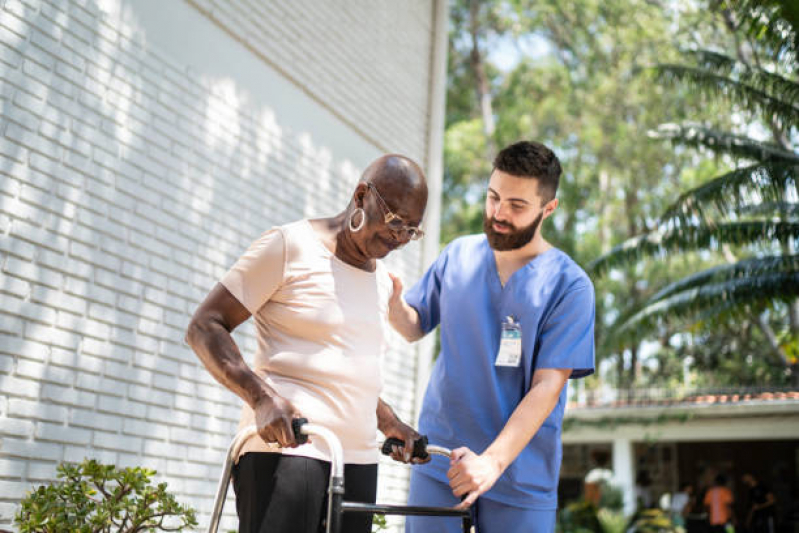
292, 417, 309, 445
381, 436, 429, 460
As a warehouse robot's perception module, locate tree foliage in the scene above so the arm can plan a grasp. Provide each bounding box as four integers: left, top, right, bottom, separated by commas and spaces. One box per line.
444, 0, 799, 387
587, 0, 799, 384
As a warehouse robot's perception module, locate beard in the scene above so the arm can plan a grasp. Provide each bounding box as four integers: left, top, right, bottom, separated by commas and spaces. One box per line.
483, 211, 544, 251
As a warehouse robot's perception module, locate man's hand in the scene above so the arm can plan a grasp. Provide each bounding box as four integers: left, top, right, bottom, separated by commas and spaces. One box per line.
387, 273, 425, 342
253, 394, 303, 448
388, 272, 406, 315
448, 448, 503, 509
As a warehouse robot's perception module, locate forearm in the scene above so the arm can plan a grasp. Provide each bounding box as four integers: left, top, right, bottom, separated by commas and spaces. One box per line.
388, 299, 425, 342
376, 398, 401, 433
483, 370, 567, 472
186, 319, 276, 409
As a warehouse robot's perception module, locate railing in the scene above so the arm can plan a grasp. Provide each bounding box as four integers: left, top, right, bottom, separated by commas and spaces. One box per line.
570, 385, 799, 408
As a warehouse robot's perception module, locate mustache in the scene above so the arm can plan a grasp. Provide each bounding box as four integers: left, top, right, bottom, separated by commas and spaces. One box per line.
490, 219, 514, 230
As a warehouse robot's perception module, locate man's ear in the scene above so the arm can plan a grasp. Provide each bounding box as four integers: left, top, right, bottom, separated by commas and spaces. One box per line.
543, 198, 559, 219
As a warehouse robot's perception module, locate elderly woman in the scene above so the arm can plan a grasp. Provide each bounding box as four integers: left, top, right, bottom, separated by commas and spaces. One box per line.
186, 154, 429, 533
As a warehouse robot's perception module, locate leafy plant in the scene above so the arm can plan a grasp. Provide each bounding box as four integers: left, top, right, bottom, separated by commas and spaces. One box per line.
628, 508, 678, 533
15, 459, 197, 533
372, 513, 388, 532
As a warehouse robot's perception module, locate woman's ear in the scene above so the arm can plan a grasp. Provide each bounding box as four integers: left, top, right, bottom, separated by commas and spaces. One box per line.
353, 182, 369, 208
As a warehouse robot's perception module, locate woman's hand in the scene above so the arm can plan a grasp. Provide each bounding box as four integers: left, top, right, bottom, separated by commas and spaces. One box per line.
253, 394, 303, 448
377, 398, 430, 464
383, 418, 430, 464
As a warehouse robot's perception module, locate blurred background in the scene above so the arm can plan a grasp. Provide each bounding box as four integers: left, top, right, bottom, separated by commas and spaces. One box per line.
0, 0, 797, 532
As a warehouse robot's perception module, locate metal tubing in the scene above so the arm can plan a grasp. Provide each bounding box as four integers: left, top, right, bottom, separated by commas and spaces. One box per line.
341, 502, 470, 517
207, 425, 258, 533
206, 423, 340, 533
208, 425, 474, 533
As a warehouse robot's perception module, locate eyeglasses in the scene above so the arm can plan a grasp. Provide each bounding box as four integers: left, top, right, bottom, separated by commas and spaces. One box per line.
366, 182, 425, 241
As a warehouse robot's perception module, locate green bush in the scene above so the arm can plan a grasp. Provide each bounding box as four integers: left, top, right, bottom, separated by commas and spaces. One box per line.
628, 508, 677, 533
15, 459, 197, 533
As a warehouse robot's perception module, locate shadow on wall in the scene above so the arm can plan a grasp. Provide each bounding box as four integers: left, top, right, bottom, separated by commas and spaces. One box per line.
0, 0, 386, 529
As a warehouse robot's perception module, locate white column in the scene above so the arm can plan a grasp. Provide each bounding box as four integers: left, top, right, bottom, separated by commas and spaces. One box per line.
613, 438, 636, 516
414, 0, 449, 420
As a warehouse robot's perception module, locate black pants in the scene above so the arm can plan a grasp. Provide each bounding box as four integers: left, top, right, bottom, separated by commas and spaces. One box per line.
232, 452, 378, 533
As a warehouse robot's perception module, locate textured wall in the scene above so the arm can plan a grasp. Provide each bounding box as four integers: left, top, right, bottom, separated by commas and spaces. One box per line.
0, 0, 438, 530
188, 0, 435, 158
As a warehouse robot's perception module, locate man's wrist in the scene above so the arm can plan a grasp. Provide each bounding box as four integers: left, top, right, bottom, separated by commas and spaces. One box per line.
483, 449, 508, 474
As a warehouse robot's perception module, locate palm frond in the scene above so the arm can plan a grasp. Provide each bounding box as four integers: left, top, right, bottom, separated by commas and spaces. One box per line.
724, 0, 798, 64
649, 254, 799, 303
679, 50, 799, 104
739, 201, 799, 218
655, 64, 799, 127
588, 220, 799, 276
615, 271, 799, 335
650, 123, 799, 163
659, 162, 798, 227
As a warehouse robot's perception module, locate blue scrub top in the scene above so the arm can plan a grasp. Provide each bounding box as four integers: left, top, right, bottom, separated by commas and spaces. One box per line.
405, 235, 595, 509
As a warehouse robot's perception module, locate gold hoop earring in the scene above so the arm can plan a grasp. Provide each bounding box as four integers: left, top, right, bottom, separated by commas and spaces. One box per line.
349, 208, 366, 232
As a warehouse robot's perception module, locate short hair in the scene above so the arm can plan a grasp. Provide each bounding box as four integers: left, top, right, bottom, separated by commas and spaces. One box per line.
493, 141, 562, 202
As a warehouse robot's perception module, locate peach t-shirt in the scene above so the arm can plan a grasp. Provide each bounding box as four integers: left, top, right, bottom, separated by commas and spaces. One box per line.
220, 220, 393, 464
704, 486, 734, 525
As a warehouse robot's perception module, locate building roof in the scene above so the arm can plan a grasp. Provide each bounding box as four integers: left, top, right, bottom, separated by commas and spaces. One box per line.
568, 387, 799, 411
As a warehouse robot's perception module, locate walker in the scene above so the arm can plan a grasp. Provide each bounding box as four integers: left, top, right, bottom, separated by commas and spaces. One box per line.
207, 418, 477, 533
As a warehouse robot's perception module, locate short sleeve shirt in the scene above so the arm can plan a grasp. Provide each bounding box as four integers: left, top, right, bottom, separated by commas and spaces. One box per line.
404, 235, 595, 508
220, 220, 393, 464
704, 487, 734, 525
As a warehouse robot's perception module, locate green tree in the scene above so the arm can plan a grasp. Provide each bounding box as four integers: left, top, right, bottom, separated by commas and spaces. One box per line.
443, 0, 727, 387
588, 0, 799, 385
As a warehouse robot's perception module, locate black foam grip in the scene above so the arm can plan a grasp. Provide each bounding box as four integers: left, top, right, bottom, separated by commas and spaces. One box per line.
380, 435, 429, 460
292, 417, 309, 445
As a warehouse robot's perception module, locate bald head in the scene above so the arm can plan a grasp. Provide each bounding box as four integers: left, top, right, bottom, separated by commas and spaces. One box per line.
363, 154, 426, 191
360, 154, 427, 223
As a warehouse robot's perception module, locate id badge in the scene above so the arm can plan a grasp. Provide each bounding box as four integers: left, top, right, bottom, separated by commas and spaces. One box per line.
496, 316, 522, 367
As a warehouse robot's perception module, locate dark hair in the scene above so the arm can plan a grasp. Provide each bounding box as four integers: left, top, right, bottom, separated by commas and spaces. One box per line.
715, 474, 727, 486
591, 449, 611, 467
493, 141, 562, 202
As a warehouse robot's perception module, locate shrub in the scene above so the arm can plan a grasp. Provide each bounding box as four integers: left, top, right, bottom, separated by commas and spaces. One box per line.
15, 459, 197, 533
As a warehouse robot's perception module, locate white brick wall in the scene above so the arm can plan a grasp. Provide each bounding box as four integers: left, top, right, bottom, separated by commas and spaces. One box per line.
188, 0, 435, 159
0, 0, 440, 530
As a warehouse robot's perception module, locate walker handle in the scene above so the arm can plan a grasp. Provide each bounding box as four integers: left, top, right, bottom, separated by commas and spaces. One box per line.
292, 417, 309, 445
380, 436, 430, 460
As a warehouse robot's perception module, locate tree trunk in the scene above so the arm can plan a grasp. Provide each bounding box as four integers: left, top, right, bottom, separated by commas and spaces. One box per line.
469, 0, 496, 160
755, 312, 791, 369
599, 170, 611, 254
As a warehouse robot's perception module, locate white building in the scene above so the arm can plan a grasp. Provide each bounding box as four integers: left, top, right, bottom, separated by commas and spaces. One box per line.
562, 388, 799, 529
0, 0, 448, 530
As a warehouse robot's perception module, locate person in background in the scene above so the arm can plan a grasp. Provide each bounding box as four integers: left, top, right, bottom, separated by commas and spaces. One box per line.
186, 155, 429, 533
704, 474, 735, 533
584, 449, 614, 507
635, 470, 654, 510
671, 482, 696, 529
742, 473, 776, 533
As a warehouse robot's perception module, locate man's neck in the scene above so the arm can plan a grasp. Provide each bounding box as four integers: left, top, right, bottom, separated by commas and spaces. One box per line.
492, 234, 552, 265
491, 233, 552, 286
